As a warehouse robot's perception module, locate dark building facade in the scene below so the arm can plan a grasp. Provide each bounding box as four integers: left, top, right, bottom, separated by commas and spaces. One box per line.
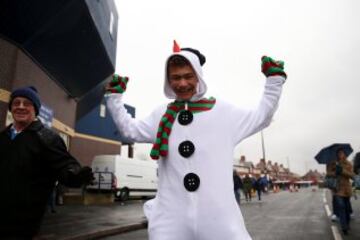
0, 0, 133, 167
73, 102, 135, 166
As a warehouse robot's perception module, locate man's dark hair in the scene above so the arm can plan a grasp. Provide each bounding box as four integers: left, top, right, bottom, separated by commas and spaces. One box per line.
167, 55, 191, 68
167, 55, 192, 80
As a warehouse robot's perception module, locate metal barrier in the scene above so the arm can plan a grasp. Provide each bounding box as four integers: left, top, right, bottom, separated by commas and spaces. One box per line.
87, 172, 115, 192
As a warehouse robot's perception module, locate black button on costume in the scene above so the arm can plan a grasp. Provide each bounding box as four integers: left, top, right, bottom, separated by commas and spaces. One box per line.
178, 110, 193, 125
178, 140, 195, 158
183, 173, 200, 192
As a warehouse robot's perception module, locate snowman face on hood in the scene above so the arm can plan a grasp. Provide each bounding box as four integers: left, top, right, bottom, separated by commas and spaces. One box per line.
164, 50, 207, 101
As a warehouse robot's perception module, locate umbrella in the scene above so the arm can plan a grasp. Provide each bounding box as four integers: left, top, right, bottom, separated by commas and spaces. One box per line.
315, 143, 353, 164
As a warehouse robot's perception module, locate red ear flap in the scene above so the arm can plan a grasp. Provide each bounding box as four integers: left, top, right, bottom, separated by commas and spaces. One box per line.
173, 40, 181, 52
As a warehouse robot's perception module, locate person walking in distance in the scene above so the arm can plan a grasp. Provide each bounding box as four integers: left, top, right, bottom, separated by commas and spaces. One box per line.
243, 174, 253, 202
254, 176, 263, 201
233, 170, 243, 205
327, 148, 355, 235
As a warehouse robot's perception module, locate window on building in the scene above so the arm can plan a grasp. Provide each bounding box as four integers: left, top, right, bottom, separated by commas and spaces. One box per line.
59, 132, 70, 150
109, 12, 114, 39
100, 104, 106, 118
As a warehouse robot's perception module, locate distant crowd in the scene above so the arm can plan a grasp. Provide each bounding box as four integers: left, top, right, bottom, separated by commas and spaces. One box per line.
233, 171, 270, 204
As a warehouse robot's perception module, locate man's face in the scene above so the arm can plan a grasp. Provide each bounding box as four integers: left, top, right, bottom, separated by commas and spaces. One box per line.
11, 97, 36, 125
168, 65, 198, 101
337, 150, 346, 161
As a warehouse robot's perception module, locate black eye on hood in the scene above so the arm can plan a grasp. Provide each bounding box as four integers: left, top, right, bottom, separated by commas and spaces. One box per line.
181, 48, 206, 66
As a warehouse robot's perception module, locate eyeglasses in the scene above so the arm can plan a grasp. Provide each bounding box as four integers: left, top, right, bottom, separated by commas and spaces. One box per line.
12, 99, 34, 108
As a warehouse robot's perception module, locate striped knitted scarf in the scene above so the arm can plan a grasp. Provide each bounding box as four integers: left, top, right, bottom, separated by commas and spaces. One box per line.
150, 97, 216, 160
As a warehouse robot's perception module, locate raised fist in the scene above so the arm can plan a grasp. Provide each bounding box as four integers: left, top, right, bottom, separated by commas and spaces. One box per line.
105, 74, 129, 94
261, 56, 287, 79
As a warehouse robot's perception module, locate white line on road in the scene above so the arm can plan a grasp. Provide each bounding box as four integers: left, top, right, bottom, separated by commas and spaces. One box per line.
331, 225, 343, 240
324, 204, 331, 217
323, 189, 342, 240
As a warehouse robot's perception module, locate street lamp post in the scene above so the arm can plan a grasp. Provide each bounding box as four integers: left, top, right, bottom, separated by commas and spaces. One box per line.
261, 130, 266, 161
287, 156, 290, 171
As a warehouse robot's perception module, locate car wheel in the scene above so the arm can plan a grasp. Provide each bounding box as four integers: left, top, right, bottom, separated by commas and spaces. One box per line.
116, 188, 129, 201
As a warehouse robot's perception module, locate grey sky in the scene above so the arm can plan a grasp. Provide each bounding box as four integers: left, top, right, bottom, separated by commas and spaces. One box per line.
114, 0, 360, 175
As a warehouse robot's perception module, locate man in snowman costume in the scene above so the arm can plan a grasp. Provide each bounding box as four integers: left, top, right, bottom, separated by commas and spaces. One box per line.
105, 41, 287, 240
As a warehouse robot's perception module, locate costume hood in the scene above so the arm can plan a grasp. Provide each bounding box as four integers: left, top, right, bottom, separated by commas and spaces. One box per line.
164, 43, 207, 101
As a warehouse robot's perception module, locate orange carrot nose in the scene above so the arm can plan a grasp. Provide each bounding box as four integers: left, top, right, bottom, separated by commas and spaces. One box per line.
173, 40, 181, 52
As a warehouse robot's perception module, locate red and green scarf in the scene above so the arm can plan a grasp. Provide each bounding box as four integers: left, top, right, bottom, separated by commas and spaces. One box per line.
150, 97, 216, 160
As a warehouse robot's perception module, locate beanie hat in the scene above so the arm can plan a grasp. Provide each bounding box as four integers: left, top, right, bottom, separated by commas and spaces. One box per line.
9, 86, 41, 115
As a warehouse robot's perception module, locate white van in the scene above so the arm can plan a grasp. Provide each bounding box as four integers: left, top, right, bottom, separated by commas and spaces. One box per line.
87, 155, 158, 201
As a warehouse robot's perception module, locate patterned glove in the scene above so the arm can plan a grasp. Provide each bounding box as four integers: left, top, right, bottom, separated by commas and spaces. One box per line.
335, 164, 343, 176
106, 74, 129, 94
261, 56, 287, 79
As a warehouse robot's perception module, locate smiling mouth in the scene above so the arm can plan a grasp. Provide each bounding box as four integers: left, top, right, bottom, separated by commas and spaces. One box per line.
175, 88, 194, 94
14, 112, 29, 116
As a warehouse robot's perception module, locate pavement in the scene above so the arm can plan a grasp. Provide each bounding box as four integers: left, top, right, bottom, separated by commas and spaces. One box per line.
37, 199, 148, 240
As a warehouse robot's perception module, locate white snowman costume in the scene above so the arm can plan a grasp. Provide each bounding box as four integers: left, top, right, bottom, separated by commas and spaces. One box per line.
106, 50, 285, 240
